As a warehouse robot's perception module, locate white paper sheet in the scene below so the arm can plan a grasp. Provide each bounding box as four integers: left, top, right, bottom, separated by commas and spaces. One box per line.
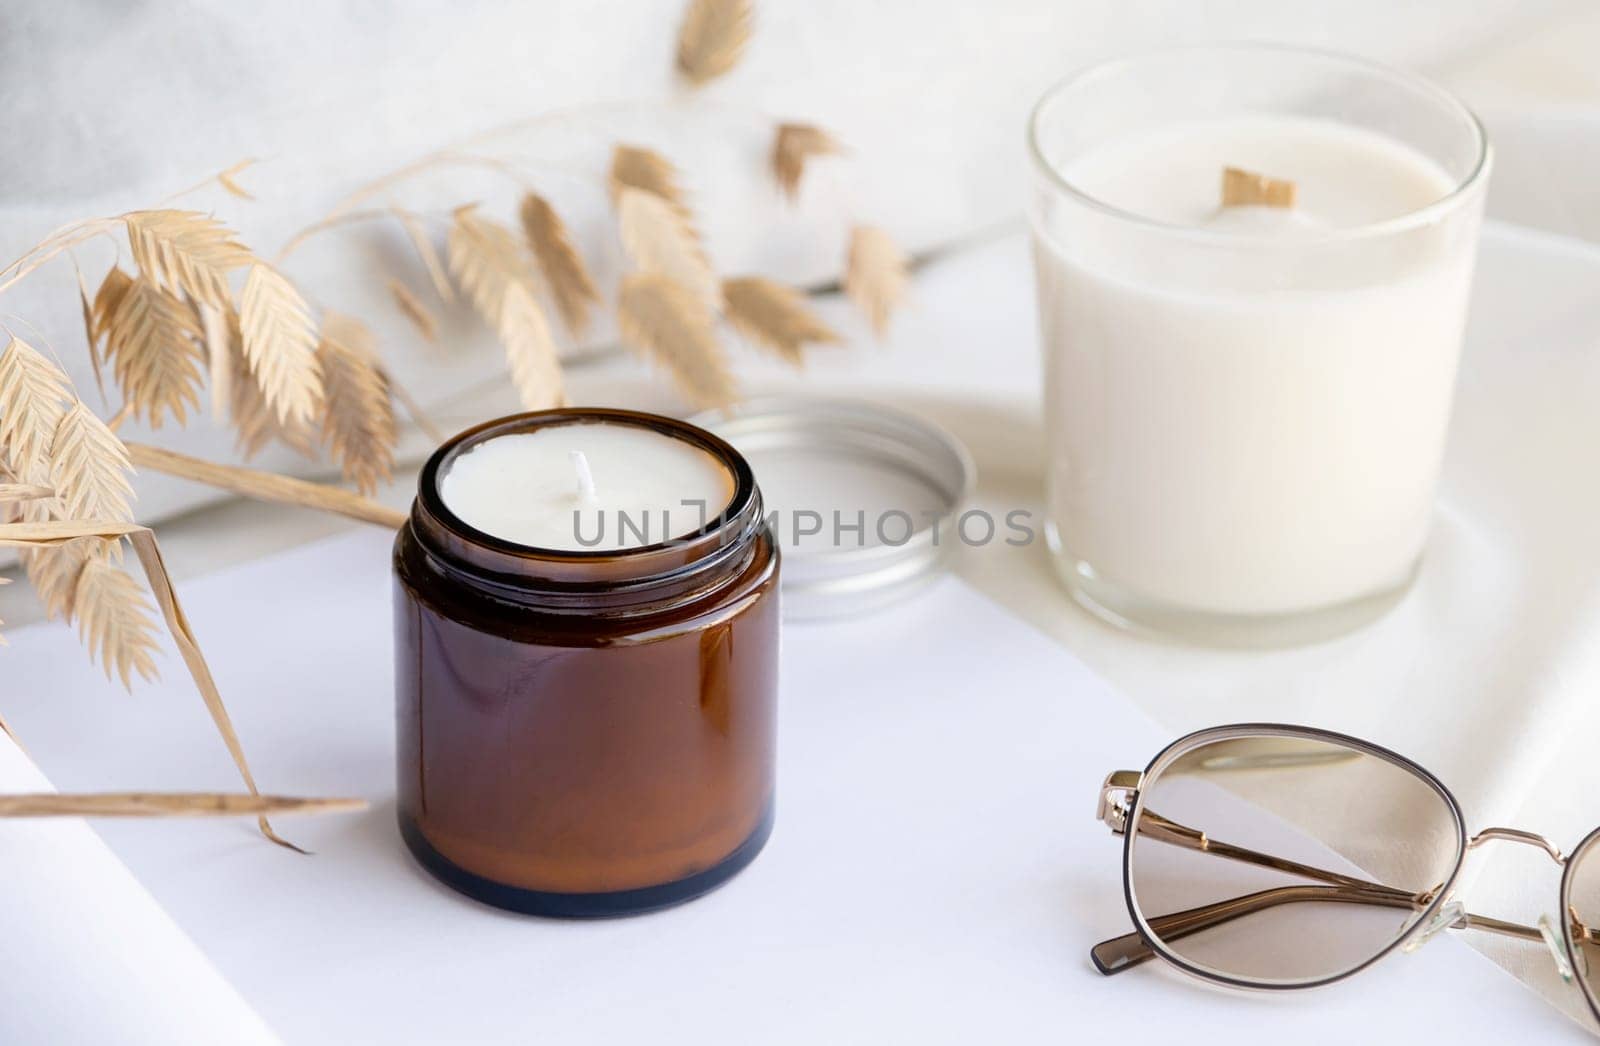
0, 530, 1582, 1043
0, 735, 278, 1045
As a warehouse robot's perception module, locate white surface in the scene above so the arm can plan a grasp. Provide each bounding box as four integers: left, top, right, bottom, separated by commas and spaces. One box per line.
0, 736, 278, 1046
936, 225, 1600, 1026
6, 219, 1598, 1036
440, 423, 734, 549
0, 531, 1579, 1044
589, 218, 1600, 1025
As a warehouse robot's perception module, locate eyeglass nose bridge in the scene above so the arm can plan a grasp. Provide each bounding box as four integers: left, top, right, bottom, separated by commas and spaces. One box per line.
1417, 828, 1577, 982
1467, 827, 1566, 865
1400, 891, 1579, 983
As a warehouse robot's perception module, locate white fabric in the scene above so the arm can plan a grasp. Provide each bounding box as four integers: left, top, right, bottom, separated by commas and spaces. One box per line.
0, 539, 1577, 1043
0, 0, 1561, 524
1440, 2, 1600, 244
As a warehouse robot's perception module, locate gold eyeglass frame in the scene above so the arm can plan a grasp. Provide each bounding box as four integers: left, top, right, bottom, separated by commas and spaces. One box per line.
1093, 723, 1600, 1026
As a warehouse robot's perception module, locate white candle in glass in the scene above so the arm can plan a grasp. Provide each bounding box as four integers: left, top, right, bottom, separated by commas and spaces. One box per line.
1029, 48, 1490, 640
1040, 116, 1468, 615
439, 423, 735, 551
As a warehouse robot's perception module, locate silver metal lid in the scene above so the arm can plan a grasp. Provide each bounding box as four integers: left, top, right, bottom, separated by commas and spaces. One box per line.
691, 398, 975, 619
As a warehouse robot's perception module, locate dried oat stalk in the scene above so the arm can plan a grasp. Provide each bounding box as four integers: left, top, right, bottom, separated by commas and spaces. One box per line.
498, 283, 565, 410
609, 144, 691, 217
90, 267, 135, 344
676, 0, 752, 86
722, 276, 839, 365
3, 377, 150, 687
315, 314, 396, 496
618, 272, 735, 407
215, 160, 256, 201
21, 526, 102, 621
0, 483, 52, 503
221, 309, 317, 460
123, 210, 251, 309
388, 279, 438, 342
845, 225, 908, 339
239, 263, 323, 426
447, 205, 568, 407
0, 792, 364, 818
49, 402, 135, 523
398, 209, 454, 303
771, 123, 842, 200
12, 486, 96, 625
618, 188, 718, 307
519, 193, 599, 336
103, 276, 206, 427
124, 442, 405, 529
74, 268, 109, 401
447, 205, 536, 324
0, 519, 351, 846
195, 300, 233, 418
85, 267, 134, 400
0, 337, 71, 481
73, 551, 161, 690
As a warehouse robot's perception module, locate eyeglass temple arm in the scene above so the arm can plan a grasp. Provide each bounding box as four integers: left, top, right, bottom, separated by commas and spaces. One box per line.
1132, 808, 1388, 890
1091, 882, 1417, 974
1093, 787, 1422, 974
1091, 884, 1555, 976
1093, 781, 1551, 976
1098, 774, 1380, 893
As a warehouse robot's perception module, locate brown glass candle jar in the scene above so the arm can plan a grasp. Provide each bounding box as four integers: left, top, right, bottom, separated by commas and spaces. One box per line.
393, 409, 780, 917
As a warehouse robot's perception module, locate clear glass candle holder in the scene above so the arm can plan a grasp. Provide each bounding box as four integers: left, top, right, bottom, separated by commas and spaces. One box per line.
1027, 45, 1490, 645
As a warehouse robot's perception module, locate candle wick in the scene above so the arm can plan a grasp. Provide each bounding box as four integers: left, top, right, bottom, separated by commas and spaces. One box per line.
570, 450, 598, 503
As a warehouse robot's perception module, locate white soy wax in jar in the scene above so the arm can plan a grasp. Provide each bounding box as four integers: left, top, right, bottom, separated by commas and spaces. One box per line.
439, 422, 735, 551
1030, 56, 1491, 642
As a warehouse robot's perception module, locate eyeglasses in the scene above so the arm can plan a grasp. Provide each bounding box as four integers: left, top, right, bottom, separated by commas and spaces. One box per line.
1092, 723, 1600, 1027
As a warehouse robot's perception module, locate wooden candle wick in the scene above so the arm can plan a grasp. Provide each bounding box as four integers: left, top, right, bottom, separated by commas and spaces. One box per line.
1221, 166, 1297, 208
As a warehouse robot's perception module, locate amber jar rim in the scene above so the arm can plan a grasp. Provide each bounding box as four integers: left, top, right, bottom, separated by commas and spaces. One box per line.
409, 408, 766, 612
